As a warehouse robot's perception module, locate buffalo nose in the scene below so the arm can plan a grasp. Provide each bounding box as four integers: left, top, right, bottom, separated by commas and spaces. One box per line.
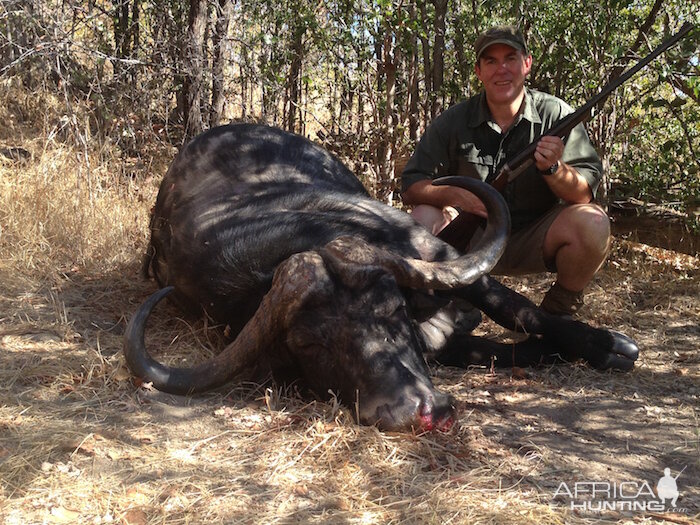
418, 394, 456, 432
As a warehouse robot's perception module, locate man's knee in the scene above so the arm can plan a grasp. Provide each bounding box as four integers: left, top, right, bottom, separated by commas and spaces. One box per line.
573, 203, 610, 253
410, 204, 453, 236
553, 203, 610, 253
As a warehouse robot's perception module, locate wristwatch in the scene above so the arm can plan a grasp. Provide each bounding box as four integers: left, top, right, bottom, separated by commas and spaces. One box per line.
538, 161, 560, 176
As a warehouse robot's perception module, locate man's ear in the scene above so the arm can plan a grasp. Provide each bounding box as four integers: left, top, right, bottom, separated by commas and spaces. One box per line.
523, 53, 533, 74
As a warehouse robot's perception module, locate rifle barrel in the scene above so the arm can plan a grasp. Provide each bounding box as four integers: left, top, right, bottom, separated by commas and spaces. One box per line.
505, 22, 694, 175
674, 465, 687, 480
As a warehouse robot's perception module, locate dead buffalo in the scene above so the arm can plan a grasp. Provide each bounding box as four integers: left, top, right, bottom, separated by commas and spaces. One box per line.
124, 124, 638, 431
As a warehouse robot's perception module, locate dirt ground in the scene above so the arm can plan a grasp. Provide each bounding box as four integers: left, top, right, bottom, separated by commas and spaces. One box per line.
1, 220, 698, 524
0, 128, 698, 524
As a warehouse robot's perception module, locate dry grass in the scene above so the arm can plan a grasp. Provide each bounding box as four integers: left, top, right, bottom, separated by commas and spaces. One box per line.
1, 81, 698, 524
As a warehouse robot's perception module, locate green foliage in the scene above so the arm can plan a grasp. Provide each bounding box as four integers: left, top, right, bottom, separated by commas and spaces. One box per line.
615, 82, 700, 228
0, 0, 697, 226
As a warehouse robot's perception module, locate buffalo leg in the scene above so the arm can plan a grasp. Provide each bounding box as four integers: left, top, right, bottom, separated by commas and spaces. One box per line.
452, 276, 639, 371
434, 333, 567, 368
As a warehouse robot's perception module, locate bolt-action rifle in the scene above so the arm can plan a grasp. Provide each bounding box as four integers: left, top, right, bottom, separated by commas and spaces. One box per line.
435, 22, 694, 252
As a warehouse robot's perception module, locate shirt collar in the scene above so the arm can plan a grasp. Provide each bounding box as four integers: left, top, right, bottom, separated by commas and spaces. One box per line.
520, 88, 542, 125
466, 88, 542, 128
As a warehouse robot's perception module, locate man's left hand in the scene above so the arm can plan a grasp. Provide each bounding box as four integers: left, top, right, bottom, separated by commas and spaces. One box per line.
534, 136, 564, 172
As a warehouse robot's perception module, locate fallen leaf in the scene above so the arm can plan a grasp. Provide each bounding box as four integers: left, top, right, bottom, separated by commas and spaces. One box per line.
121, 509, 148, 525
293, 483, 309, 496
49, 506, 81, 523
125, 488, 151, 506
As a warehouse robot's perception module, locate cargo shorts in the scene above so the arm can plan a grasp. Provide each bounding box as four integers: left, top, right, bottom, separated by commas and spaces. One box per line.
471, 204, 567, 276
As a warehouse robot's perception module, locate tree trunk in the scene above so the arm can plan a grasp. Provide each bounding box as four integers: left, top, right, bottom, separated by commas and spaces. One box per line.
431, 0, 448, 117
260, 44, 272, 122
115, 0, 130, 58
286, 23, 304, 133
356, 68, 365, 138
182, 0, 207, 139
470, 0, 481, 35
417, 0, 432, 128
381, 29, 397, 205
112, 0, 131, 82
130, 0, 140, 85
407, 36, 420, 142
452, 13, 470, 100
241, 44, 249, 120
210, 0, 232, 127
399, 1, 420, 142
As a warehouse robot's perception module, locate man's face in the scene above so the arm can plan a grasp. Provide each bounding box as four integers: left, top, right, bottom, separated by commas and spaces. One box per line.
475, 44, 532, 107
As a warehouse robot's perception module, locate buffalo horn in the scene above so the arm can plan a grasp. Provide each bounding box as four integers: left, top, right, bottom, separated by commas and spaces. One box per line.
323, 176, 510, 290
123, 252, 334, 394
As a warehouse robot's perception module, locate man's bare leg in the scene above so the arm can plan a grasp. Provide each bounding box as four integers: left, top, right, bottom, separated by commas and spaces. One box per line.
541, 204, 610, 315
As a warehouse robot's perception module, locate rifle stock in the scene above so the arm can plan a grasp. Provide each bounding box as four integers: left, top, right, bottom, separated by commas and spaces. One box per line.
436, 22, 694, 253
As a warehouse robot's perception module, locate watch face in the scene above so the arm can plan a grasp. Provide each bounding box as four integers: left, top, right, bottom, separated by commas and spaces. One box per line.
541, 161, 559, 175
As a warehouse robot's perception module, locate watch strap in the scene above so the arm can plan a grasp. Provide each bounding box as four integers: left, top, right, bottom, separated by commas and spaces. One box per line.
538, 161, 560, 176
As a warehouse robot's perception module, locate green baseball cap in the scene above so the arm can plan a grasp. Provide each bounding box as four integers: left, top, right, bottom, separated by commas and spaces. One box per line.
474, 26, 528, 61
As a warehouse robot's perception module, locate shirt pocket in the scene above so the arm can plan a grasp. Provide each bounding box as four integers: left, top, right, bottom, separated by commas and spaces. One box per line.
455, 143, 493, 181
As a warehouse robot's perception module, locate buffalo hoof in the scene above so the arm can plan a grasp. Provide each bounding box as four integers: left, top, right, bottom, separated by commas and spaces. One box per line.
611, 330, 640, 361
588, 331, 639, 372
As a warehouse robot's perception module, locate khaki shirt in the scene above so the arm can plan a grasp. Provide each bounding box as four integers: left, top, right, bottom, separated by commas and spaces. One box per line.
401, 88, 603, 231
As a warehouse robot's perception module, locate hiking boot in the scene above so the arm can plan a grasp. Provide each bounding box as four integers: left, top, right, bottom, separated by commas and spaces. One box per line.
540, 282, 584, 317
